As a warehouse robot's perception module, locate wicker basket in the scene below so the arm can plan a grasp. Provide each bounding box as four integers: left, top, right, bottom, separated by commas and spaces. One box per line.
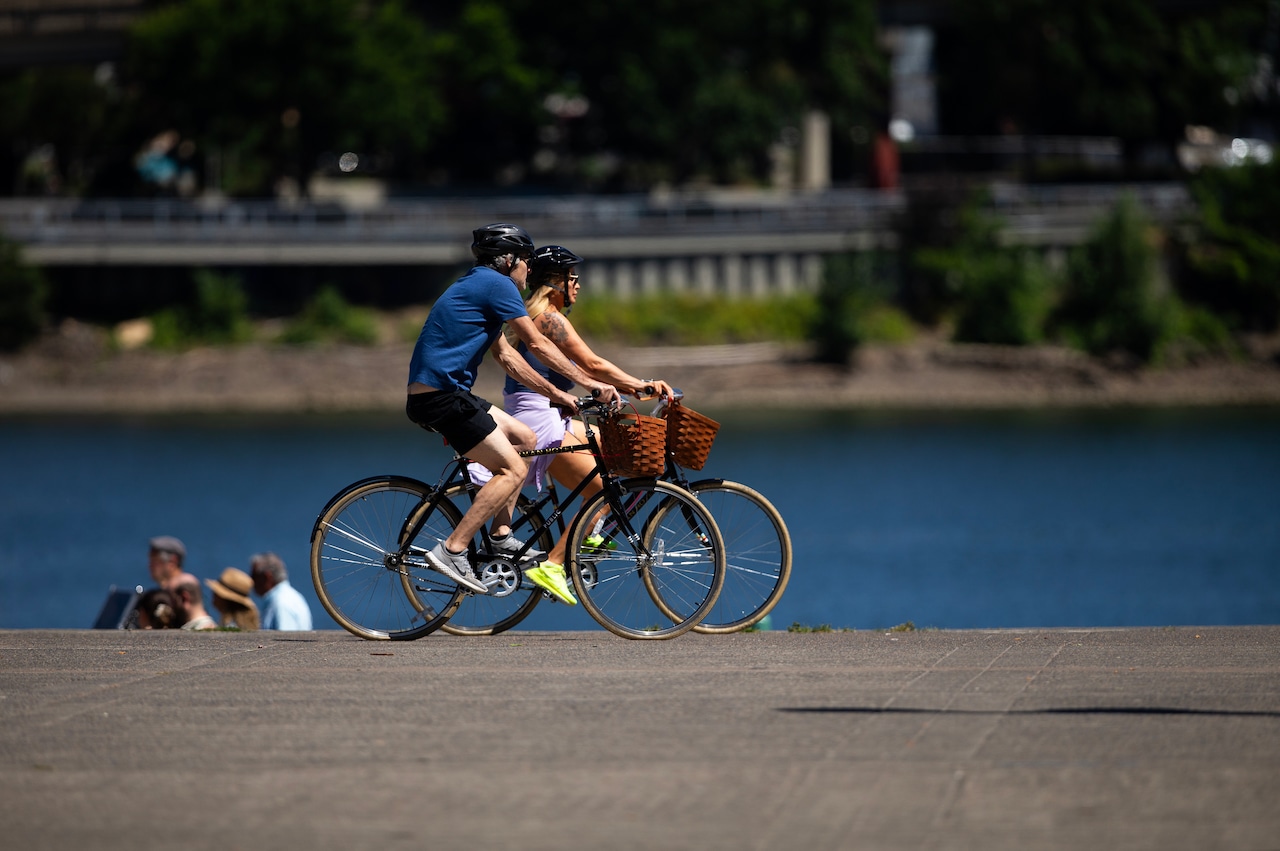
665, 401, 720, 470
598, 413, 668, 477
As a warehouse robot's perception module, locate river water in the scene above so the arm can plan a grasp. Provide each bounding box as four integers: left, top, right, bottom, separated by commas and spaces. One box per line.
1, 407, 1277, 632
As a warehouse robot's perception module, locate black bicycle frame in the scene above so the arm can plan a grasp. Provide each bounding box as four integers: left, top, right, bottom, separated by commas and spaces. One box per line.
402, 420, 651, 563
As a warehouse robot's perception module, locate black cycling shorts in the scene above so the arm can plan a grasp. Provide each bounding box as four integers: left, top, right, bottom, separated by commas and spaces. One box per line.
406, 389, 497, 455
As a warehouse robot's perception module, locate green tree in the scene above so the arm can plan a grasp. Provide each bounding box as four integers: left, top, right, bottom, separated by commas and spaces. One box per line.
149, 269, 252, 348
810, 252, 900, 364
935, 0, 1267, 168
126, 0, 444, 195
1179, 158, 1280, 333
507, 0, 886, 187
0, 233, 48, 351
914, 199, 1054, 345
0, 65, 128, 195
411, 1, 544, 185
1052, 197, 1176, 361
280, 285, 379, 345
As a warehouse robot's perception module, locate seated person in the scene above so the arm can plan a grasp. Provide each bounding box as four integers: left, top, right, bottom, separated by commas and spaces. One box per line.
250, 552, 313, 631
171, 576, 218, 630
147, 535, 198, 591
205, 567, 260, 630
134, 587, 179, 629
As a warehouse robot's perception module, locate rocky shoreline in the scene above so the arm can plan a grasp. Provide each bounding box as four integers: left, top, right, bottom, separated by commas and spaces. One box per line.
3, 320, 1280, 415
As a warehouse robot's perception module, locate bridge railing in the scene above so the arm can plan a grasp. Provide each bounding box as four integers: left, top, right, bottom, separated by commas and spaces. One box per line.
0, 183, 1190, 249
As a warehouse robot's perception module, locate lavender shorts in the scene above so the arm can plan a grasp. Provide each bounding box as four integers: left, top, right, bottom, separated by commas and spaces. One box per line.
467, 391, 571, 492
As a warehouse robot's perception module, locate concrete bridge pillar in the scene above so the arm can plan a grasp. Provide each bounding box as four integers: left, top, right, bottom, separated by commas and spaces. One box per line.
665, 258, 690, 295
722, 255, 744, 299
694, 257, 717, 297
612, 260, 635, 300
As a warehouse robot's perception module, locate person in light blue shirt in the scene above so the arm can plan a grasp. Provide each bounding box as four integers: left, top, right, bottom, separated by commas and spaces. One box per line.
250, 552, 312, 630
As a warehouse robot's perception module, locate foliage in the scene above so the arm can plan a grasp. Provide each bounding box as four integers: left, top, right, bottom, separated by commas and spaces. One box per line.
570, 293, 813, 346
1159, 302, 1240, 365
934, 0, 1268, 168
914, 197, 1055, 345
2, 0, 1269, 195
1178, 159, 1280, 333
125, 0, 443, 195
505, 0, 887, 187
810, 251, 903, 364
787, 622, 835, 633
116, 0, 887, 192
857, 304, 917, 345
414, 1, 544, 185
0, 233, 48, 351
0, 66, 124, 195
1051, 197, 1179, 362
280, 285, 380, 345
149, 270, 253, 349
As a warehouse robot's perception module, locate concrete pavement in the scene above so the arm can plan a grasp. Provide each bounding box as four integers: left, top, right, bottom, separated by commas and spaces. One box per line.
1, 626, 1278, 850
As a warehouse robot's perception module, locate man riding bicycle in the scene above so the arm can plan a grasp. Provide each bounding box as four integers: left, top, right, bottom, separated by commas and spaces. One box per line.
406, 223, 619, 595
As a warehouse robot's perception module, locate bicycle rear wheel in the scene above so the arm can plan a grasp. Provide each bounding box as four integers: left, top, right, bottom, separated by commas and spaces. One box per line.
683, 480, 791, 633
567, 479, 724, 640
310, 476, 465, 640
441, 491, 553, 636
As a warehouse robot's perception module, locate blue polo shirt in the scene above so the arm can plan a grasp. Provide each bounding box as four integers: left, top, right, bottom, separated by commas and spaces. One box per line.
407, 266, 529, 392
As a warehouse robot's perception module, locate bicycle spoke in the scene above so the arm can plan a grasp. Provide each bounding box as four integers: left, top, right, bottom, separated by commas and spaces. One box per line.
568, 479, 724, 639
311, 478, 464, 640
685, 481, 792, 633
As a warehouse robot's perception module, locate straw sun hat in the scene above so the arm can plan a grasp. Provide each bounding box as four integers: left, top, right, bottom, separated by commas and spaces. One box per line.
205, 567, 255, 608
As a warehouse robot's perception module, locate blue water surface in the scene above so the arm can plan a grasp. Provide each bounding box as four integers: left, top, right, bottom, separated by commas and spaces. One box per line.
1, 407, 1277, 631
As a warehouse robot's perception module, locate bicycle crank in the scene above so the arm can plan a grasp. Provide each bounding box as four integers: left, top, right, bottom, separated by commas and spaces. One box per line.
475, 557, 521, 597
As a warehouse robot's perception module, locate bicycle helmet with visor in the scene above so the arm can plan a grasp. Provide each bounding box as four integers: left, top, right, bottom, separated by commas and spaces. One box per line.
471, 223, 534, 262
529, 245, 583, 291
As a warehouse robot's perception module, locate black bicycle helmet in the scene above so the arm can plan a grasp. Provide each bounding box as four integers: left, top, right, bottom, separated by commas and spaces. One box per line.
471, 223, 534, 261
529, 244, 583, 287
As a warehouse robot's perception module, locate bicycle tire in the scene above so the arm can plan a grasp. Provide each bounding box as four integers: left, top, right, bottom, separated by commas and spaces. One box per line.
441, 490, 554, 636
567, 479, 724, 640
310, 476, 465, 640
683, 480, 791, 633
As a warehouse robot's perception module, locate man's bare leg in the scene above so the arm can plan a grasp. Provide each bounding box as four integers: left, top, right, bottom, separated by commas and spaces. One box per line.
448, 417, 532, 550
482, 406, 536, 538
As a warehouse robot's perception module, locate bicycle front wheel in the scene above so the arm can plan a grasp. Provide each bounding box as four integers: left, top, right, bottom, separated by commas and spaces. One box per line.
684, 479, 791, 633
567, 479, 724, 640
310, 476, 465, 640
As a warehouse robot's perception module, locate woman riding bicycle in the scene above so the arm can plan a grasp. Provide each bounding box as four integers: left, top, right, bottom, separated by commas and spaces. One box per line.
472, 245, 673, 607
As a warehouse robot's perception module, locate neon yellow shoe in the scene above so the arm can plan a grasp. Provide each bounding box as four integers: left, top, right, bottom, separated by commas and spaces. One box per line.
524, 561, 578, 606
583, 534, 618, 551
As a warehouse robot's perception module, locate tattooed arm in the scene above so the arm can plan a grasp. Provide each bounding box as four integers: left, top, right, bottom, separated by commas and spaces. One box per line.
532, 310, 673, 398
505, 315, 619, 404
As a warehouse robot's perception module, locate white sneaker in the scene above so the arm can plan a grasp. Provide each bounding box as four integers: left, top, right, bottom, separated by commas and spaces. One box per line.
485, 533, 544, 562
425, 543, 488, 594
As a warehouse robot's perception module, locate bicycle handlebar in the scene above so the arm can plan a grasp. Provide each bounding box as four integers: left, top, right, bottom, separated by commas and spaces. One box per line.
562, 387, 685, 418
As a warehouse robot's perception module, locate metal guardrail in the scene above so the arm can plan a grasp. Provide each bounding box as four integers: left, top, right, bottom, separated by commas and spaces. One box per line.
0, 189, 906, 241
0, 184, 1195, 265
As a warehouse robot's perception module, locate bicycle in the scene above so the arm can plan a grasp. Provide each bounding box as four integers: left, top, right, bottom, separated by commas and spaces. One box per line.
441, 390, 790, 636
648, 392, 792, 633
309, 397, 726, 640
